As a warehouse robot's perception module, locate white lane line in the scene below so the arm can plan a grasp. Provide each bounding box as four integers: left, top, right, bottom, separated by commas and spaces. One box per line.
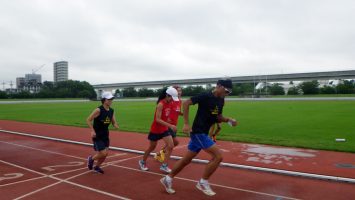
111, 164, 301, 200
107, 153, 128, 158
0, 159, 131, 200
0, 141, 86, 160
0, 140, 139, 177
0, 176, 48, 187
49, 155, 142, 178
105, 155, 142, 165
0, 160, 47, 176
14, 180, 63, 200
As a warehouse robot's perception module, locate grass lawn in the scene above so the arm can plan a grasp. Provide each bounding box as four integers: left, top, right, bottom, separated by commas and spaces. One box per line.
0, 100, 354, 152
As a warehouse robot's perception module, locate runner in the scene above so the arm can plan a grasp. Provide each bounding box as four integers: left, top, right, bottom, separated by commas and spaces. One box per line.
139, 87, 179, 173
160, 79, 238, 195
154, 85, 183, 162
86, 91, 119, 174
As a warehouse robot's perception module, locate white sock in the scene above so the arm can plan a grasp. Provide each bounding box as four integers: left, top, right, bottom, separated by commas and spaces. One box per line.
166, 175, 172, 181
200, 178, 208, 184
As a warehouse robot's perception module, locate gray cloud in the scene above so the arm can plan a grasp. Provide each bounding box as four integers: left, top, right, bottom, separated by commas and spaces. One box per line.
0, 0, 354, 87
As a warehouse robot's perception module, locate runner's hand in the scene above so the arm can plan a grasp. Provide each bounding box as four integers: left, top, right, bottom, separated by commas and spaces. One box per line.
91, 131, 96, 138
170, 125, 177, 132
228, 119, 238, 127
182, 124, 192, 134
114, 124, 119, 129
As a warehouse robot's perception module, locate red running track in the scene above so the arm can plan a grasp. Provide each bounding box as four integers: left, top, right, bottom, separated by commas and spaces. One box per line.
0, 120, 354, 199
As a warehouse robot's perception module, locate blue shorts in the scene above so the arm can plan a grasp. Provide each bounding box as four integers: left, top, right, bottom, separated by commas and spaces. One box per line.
92, 138, 109, 151
188, 133, 215, 153
148, 130, 171, 141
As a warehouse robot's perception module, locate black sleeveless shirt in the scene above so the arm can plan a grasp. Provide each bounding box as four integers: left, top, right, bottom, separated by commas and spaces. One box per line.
93, 105, 114, 139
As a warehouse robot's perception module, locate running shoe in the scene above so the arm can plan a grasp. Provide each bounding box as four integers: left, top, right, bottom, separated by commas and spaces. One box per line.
160, 163, 172, 173
196, 180, 216, 196
87, 156, 94, 170
160, 176, 175, 194
138, 160, 149, 171
94, 166, 104, 174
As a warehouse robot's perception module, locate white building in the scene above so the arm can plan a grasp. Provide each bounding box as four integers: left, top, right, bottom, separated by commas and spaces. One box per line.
54, 61, 68, 83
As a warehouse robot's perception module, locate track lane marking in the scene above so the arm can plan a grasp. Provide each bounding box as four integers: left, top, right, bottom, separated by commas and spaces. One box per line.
1, 137, 302, 199
111, 164, 302, 200
0, 159, 131, 200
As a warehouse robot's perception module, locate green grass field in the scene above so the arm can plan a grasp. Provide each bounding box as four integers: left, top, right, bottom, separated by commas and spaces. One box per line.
0, 100, 354, 152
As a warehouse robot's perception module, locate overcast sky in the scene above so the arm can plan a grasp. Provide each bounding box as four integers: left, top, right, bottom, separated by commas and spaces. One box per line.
1, 0, 354, 87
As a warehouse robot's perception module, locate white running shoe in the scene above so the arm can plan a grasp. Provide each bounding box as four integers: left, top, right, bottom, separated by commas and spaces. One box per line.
160, 177, 175, 194
160, 163, 171, 173
138, 160, 148, 171
196, 181, 216, 196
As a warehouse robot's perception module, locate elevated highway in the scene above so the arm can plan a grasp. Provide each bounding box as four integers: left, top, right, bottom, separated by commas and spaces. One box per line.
93, 70, 355, 92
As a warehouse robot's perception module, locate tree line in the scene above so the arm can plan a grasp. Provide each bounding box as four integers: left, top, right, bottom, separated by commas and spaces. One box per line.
1, 80, 354, 99
0, 80, 97, 99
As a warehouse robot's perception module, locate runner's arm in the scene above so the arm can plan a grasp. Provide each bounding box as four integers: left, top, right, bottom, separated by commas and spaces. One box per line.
182, 99, 193, 134
112, 115, 119, 129
86, 108, 100, 137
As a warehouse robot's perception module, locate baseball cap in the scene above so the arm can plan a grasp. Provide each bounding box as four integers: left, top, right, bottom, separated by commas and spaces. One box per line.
101, 91, 114, 100
217, 79, 233, 93
166, 87, 179, 101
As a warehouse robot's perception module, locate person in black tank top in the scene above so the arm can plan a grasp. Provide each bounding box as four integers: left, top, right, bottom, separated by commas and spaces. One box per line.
86, 92, 119, 174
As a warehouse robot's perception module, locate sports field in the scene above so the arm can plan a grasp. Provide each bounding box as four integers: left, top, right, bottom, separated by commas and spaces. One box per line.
0, 100, 354, 152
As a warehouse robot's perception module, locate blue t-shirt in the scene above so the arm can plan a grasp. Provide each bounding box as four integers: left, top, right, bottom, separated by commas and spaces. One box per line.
190, 92, 224, 134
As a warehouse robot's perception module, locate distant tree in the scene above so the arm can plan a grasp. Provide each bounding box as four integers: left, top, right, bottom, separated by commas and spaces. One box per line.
268, 83, 285, 95
0, 91, 8, 99
11, 91, 33, 98
155, 87, 168, 97
182, 86, 206, 96
206, 84, 214, 91
232, 83, 253, 96
320, 86, 336, 94
50, 80, 96, 99
115, 89, 121, 97
287, 86, 300, 95
122, 87, 137, 97
299, 81, 319, 94
336, 80, 354, 94
137, 88, 155, 97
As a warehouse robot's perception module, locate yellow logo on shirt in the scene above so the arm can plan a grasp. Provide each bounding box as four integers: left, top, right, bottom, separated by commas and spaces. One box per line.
104, 116, 111, 124
211, 106, 219, 115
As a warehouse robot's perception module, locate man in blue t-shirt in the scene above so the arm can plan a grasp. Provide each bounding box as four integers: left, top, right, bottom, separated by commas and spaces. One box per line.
160, 79, 238, 196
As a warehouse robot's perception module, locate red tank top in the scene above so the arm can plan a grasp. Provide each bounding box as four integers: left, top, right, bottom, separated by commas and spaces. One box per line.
169, 100, 181, 126
150, 99, 173, 134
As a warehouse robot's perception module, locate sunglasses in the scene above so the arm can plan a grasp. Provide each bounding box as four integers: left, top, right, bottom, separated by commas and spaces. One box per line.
223, 87, 232, 94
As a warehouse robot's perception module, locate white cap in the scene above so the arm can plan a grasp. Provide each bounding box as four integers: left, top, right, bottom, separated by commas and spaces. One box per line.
101, 91, 114, 99
166, 87, 179, 101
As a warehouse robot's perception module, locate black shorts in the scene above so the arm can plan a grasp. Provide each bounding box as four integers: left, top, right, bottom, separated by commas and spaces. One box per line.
92, 138, 110, 151
148, 130, 171, 141
168, 128, 177, 138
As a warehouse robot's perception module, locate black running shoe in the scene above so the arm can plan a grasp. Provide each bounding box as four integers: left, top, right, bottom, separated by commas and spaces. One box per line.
87, 156, 94, 170
94, 166, 104, 174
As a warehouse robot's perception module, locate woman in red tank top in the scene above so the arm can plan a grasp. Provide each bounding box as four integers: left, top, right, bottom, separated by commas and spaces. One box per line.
139, 87, 179, 173
154, 86, 182, 162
